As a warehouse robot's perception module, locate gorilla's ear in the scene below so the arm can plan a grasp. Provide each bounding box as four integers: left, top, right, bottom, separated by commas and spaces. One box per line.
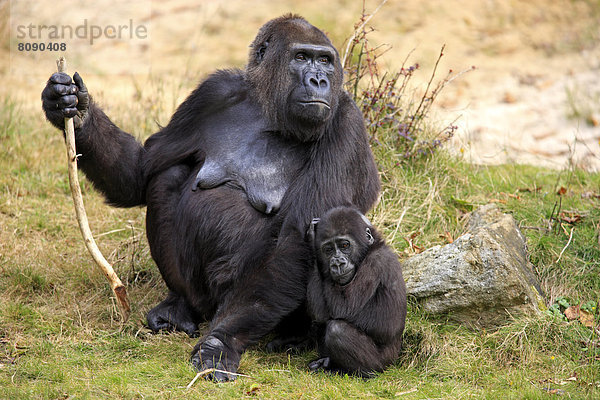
256, 40, 269, 63
366, 227, 374, 245
306, 218, 320, 244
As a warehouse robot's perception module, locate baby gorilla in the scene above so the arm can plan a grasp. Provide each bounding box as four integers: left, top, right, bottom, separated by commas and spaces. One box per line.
306, 207, 407, 377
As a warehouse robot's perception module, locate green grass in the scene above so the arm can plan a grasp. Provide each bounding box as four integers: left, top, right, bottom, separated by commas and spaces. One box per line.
1, 84, 599, 399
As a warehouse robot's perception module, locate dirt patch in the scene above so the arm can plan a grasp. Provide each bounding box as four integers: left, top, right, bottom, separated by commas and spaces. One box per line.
3, 0, 599, 170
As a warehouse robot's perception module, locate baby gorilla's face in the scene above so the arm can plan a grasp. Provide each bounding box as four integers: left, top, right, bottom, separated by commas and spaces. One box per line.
319, 235, 357, 285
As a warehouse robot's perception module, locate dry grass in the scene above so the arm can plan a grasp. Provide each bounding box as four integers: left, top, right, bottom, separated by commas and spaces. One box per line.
1, 2, 600, 398
2, 69, 599, 400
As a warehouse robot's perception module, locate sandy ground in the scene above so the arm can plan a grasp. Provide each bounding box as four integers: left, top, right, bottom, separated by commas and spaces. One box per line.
3, 0, 600, 171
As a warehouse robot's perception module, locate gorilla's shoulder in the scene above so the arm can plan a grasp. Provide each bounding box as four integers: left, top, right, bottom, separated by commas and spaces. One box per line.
190, 69, 247, 105
338, 91, 360, 110
332, 91, 366, 130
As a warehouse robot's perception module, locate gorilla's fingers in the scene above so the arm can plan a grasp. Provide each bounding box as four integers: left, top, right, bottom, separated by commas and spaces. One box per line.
41, 84, 58, 102
73, 72, 87, 92
51, 83, 77, 96
195, 336, 239, 382
63, 107, 78, 119
58, 94, 78, 108
191, 352, 237, 382
73, 72, 90, 112
49, 72, 72, 85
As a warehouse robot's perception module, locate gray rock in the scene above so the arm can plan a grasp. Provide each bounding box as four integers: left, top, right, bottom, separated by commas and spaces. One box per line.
402, 203, 544, 327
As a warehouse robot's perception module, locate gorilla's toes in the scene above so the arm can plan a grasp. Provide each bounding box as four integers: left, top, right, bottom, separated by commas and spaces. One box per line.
146, 303, 199, 336
179, 321, 200, 337
146, 314, 170, 333
308, 356, 331, 372
266, 335, 312, 353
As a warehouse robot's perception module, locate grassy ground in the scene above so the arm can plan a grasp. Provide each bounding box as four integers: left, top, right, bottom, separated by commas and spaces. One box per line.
1, 82, 599, 399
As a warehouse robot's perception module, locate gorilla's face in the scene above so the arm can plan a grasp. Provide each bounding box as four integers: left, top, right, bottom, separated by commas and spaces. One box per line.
245, 16, 343, 142
319, 234, 357, 285
311, 208, 376, 286
287, 44, 336, 126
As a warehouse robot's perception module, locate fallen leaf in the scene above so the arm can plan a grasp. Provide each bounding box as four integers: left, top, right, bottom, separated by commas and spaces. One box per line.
441, 231, 453, 243
518, 187, 542, 193
564, 305, 580, 321
490, 199, 507, 204
558, 212, 582, 224
412, 244, 424, 253
579, 310, 595, 328
500, 192, 520, 199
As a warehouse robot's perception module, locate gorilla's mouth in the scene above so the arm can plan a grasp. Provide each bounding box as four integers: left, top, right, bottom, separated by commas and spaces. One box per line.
300, 100, 331, 109
331, 269, 355, 286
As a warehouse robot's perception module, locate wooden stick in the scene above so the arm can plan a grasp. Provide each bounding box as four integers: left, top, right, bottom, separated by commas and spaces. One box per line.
56, 57, 130, 321
556, 226, 574, 264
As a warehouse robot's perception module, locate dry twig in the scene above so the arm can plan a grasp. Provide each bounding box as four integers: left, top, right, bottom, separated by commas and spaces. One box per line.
186, 368, 252, 388
56, 57, 130, 321
556, 226, 574, 264
340, 0, 388, 67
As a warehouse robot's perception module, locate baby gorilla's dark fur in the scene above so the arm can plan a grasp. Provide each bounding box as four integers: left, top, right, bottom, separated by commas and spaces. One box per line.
307, 207, 407, 377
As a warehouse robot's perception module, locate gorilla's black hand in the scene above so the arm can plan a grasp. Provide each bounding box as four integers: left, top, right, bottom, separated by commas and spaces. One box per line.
190, 336, 239, 382
305, 217, 320, 243
42, 72, 89, 130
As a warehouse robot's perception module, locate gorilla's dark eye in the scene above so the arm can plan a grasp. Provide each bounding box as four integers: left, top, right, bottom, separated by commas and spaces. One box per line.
340, 240, 350, 250
295, 52, 307, 61
322, 243, 334, 255
318, 56, 330, 64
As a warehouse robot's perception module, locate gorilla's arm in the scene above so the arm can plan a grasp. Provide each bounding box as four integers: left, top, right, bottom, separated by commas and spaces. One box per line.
42, 70, 248, 207
74, 103, 147, 207
306, 266, 329, 323
42, 73, 146, 207
350, 248, 407, 344
143, 70, 247, 177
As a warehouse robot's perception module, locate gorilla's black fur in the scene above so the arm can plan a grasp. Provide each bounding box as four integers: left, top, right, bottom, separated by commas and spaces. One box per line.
307, 207, 407, 377
42, 15, 380, 381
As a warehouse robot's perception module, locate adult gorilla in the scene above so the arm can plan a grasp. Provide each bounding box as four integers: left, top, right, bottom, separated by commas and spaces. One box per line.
41, 14, 380, 381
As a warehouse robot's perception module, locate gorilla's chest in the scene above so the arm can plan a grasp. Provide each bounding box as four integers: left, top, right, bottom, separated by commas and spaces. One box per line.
193, 102, 307, 214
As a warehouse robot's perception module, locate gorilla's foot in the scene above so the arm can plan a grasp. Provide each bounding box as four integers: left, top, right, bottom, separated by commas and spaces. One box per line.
266, 335, 312, 354
308, 356, 331, 372
191, 335, 240, 382
146, 294, 200, 337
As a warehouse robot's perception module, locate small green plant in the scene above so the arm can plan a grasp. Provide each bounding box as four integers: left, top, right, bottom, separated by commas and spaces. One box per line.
547, 296, 571, 320
580, 300, 597, 314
